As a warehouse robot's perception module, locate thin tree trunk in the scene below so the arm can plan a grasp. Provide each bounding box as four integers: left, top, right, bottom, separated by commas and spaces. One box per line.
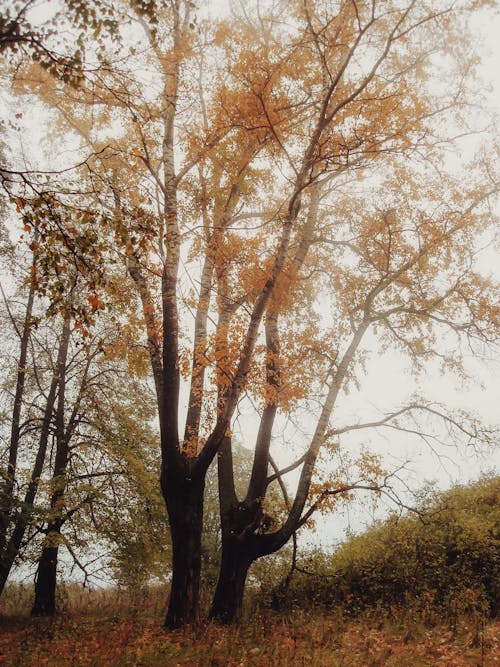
0, 314, 71, 597
31, 315, 71, 616
0, 253, 36, 559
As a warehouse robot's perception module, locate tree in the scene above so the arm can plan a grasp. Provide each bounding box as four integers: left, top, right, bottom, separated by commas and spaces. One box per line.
0, 246, 36, 567
0, 232, 160, 610
25, 293, 162, 614
0, 0, 120, 83
6, 0, 499, 626
0, 253, 73, 596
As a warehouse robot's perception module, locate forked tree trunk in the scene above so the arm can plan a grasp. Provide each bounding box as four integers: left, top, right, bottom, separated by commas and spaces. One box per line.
163, 468, 205, 628
209, 539, 253, 624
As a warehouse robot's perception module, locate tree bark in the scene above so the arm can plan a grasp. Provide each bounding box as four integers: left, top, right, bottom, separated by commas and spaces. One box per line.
209, 538, 253, 624
162, 463, 205, 628
31, 314, 72, 616
31, 542, 59, 615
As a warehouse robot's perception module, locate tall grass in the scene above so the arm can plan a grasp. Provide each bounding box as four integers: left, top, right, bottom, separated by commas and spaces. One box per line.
1, 583, 498, 666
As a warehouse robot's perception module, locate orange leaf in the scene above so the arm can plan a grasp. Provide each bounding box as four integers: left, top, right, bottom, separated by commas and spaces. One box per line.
88, 294, 104, 311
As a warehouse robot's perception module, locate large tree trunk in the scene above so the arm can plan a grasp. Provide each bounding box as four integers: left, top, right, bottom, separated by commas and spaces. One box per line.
163, 467, 205, 628
209, 538, 253, 624
31, 538, 59, 616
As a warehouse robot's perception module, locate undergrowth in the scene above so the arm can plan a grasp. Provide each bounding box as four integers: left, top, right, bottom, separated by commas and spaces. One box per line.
1, 584, 498, 666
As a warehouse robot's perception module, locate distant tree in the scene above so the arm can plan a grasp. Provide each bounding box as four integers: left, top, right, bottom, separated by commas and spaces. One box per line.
0, 243, 70, 595
26, 300, 163, 613
28, 313, 142, 616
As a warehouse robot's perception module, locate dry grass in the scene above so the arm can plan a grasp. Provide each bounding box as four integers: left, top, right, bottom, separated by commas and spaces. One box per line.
0, 586, 498, 666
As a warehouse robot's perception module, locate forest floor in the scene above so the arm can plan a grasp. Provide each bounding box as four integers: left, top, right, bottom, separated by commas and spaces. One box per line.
0, 588, 499, 666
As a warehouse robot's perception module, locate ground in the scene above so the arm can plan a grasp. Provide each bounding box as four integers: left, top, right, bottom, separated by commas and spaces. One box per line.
0, 589, 498, 666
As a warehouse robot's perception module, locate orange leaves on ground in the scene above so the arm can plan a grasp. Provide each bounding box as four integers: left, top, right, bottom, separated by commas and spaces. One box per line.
1, 603, 497, 667
87, 294, 104, 311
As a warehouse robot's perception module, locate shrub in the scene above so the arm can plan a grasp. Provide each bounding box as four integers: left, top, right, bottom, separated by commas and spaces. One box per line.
280, 476, 499, 619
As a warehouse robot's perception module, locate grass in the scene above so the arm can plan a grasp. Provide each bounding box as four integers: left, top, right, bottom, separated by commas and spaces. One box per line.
0, 585, 499, 666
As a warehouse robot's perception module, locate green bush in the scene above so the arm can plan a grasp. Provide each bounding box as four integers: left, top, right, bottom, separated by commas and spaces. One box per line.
280, 476, 499, 618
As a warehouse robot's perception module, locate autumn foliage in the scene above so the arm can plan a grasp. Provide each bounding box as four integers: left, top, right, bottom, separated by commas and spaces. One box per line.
0, 0, 499, 631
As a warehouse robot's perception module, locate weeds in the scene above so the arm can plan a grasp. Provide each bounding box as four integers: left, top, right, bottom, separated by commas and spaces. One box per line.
1, 585, 498, 666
